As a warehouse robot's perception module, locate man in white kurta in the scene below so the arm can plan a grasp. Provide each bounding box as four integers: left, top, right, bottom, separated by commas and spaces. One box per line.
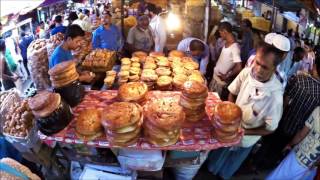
207, 42, 284, 179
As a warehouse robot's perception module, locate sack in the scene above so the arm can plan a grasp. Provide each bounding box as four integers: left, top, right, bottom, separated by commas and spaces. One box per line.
27, 39, 51, 90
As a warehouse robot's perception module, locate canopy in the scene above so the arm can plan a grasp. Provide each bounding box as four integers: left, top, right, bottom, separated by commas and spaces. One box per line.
256, 0, 319, 13
0, 0, 45, 17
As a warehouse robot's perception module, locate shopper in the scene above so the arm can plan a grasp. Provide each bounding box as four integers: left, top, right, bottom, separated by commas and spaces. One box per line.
18, 31, 34, 76
0, 39, 18, 90
69, 11, 92, 32
240, 19, 253, 63
209, 22, 242, 100
208, 42, 284, 179
51, 15, 67, 35
266, 106, 320, 180
49, 24, 85, 68
300, 41, 316, 74
37, 21, 46, 39
277, 47, 305, 80
254, 56, 320, 169
177, 37, 209, 75
126, 15, 154, 54
147, 4, 166, 53
92, 11, 123, 51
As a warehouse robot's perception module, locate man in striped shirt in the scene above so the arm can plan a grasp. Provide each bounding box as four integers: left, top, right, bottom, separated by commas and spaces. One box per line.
254, 56, 320, 169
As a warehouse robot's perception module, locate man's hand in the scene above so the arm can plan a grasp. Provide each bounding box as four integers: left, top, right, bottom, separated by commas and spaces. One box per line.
218, 73, 228, 82
11, 74, 19, 81
282, 144, 292, 153
79, 71, 95, 83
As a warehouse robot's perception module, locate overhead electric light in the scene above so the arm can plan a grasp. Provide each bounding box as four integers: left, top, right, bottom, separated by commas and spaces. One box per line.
166, 13, 181, 31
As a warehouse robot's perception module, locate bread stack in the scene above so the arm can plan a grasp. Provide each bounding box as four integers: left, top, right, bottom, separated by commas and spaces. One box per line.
132, 51, 148, 63
211, 102, 242, 143
102, 102, 143, 146
76, 109, 103, 140
141, 57, 158, 89
118, 82, 148, 103
180, 81, 208, 122
104, 70, 117, 88
149, 51, 165, 58
144, 97, 185, 147
48, 61, 79, 88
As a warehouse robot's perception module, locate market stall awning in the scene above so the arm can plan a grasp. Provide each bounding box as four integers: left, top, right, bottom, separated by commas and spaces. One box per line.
40, 0, 68, 7
0, 0, 45, 17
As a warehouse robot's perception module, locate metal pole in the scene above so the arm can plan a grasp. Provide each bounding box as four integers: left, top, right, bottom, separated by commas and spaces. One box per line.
270, 0, 275, 32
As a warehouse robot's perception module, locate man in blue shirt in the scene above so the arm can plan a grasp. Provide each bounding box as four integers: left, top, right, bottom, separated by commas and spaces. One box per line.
49, 24, 84, 68
92, 11, 123, 51
51, 15, 67, 36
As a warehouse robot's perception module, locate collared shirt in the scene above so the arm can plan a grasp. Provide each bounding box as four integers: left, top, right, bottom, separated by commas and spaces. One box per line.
294, 106, 320, 168
177, 37, 209, 75
228, 67, 284, 147
149, 15, 167, 53
92, 25, 123, 51
127, 26, 154, 53
278, 75, 320, 137
49, 45, 73, 69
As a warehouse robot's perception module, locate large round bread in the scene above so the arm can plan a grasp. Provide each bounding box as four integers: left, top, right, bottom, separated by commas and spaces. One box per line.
48, 60, 76, 76
182, 81, 208, 99
143, 119, 179, 139
149, 51, 165, 58
76, 109, 102, 136
144, 130, 180, 147
213, 102, 242, 125
144, 97, 185, 131
169, 50, 185, 58
102, 102, 142, 130
118, 82, 148, 103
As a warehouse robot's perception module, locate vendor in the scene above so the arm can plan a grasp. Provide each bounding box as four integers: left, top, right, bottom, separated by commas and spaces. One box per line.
49, 24, 94, 83
126, 15, 154, 55
92, 11, 123, 51
177, 37, 209, 75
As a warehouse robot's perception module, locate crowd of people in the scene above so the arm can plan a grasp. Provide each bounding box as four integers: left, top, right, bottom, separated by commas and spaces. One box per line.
0, 0, 320, 179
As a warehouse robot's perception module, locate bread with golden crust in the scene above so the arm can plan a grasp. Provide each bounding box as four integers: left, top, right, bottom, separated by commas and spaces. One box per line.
76, 109, 103, 139
169, 50, 185, 58
144, 130, 180, 147
132, 51, 148, 59
156, 76, 172, 87
173, 74, 188, 89
156, 67, 171, 76
48, 61, 76, 76
118, 82, 148, 102
149, 51, 165, 58
144, 97, 185, 131
102, 102, 142, 130
182, 81, 208, 99
213, 102, 242, 125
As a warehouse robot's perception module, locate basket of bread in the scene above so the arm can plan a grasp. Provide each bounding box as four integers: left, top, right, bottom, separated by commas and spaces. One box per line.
82, 49, 116, 72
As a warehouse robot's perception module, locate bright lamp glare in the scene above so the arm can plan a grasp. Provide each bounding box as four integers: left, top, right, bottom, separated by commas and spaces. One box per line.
166, 13, 181, 31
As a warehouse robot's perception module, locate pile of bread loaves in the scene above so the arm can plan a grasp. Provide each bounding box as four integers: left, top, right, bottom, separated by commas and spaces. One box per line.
211, 102, 242, 143
180, 81, 208, 122
110, 50, 205, 90
48, 61, 79, 88
82, 49, 116, 72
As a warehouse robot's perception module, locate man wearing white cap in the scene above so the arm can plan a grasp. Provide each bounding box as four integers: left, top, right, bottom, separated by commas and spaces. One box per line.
246, 33, 291, 88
